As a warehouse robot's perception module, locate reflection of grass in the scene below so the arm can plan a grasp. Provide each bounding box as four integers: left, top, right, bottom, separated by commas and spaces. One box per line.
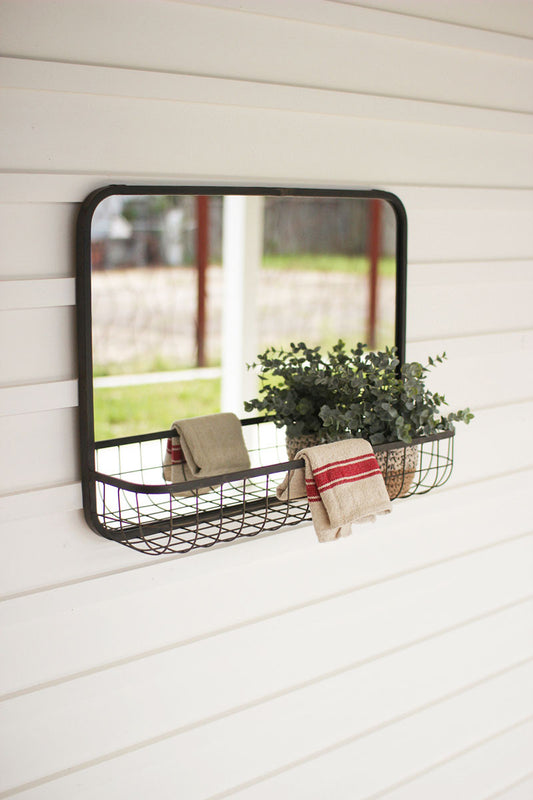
94, 379, 221, 440
262, 254, 395, 277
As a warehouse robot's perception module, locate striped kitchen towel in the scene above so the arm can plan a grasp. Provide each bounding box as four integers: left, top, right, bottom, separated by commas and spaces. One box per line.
163, 412, 251, 490
163, 436, 189, 484
276, 438, 391, 542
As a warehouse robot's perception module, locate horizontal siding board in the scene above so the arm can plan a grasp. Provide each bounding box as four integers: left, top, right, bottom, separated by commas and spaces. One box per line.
450, 401, 533, 485
2, 89, 533, 187
0, 380, 78, 417
2, 57, 532, 136
408, 260, 533, 287
393, 186, 533, 213
334, 0, 533, 39
1, 2, 533, 111
0, 173, 109, 205
146, 0, 533, 53
0, 508, 153, 599
201, 663, 533, 800
489, 774, 533, 800
1, 578, 532, 790
4, 636, 532, 798
0, 203, 75, 279
377, 718, 533, 800
407, 209, 533, 263
0, 484, 81, 526
1, 177, 532, 208
0, 307, 75, 386
407, 331, 533, 410
1, 508, 531, 697
407, 279, 533, 340
0, 408, 78, 494
0, 278, 75, 310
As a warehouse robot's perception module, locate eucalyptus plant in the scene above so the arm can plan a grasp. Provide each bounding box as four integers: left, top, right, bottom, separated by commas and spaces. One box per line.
244, 341, 336, 437
245, 340, 473, 445
319, 344, 473, 444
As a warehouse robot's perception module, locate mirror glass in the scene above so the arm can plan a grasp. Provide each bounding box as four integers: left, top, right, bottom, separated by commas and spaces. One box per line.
83, 188, 406, 441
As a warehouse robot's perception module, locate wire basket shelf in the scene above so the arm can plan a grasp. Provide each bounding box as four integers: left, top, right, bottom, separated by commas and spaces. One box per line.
90, 418, 455, 556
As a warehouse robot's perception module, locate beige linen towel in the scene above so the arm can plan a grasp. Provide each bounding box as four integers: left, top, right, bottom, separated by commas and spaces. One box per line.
163, 412, 251, 487
276, 438, 392, 542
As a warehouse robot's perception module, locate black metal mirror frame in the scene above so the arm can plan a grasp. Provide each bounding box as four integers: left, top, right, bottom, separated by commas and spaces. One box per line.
76, 185, 408, 536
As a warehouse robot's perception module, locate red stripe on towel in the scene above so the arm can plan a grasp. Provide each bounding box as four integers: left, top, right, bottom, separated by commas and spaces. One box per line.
312, 454, 381, 494
305, 468, 381, 502
312, 453, 377, 476
305, 479, 321, 503
166, 438, 185, 464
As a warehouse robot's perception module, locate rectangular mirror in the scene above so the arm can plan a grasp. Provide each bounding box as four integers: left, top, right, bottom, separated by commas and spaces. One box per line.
78, 187, 407, 442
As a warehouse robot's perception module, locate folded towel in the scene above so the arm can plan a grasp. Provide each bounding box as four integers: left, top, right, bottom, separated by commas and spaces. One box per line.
163, 412, 251, 488
276, 438, 392, 542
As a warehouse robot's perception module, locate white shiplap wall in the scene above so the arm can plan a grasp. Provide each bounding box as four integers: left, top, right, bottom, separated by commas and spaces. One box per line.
0, 1, 532, 797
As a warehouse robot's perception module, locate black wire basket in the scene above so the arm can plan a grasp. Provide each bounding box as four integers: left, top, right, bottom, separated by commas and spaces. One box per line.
88, 418, 455, 556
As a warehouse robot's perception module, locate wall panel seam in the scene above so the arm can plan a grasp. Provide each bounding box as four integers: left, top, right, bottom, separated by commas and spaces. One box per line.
409, 327, 533, 343
0, 278, 75, 310
1, 489, 532, 598
3, 80, 533, 130
2, 575, 531, 703
358, 717, 533, 800
449, 397, 533, 414
5, 655, 530, 800
5, 0, 532, 55
201, 662, 533, 800
484, 770, 533, 800
2, 171, 533, 194
409, 257, 533, 266
326, 0, 533, 44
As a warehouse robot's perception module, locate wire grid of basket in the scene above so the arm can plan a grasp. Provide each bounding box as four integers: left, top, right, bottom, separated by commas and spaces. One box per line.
91, 420, 454, 556
93, 418, 310, 555
374, 430, 454, 500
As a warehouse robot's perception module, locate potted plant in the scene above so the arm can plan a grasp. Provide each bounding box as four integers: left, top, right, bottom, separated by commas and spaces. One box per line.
245, 340, 473, 496
244, 341, 341, 459
318, 343, 473, 496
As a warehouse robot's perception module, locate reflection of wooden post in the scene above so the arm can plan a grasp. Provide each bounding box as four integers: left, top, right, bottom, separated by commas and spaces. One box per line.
221, 196, 264, 414
367, 199, 381, 349
196, 195, 209, 367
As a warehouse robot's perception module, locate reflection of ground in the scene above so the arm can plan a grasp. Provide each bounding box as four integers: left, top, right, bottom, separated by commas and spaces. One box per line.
92, 265, 395, 370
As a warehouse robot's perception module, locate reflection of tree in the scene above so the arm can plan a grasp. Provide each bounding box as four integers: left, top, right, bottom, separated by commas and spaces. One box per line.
121, 195, 182, 223
97, 195, 394, 268
119, 196, 186, 266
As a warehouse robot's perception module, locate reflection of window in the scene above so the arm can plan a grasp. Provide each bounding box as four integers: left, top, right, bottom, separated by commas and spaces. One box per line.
81, 187, 406, 440
91, 195, 397, 380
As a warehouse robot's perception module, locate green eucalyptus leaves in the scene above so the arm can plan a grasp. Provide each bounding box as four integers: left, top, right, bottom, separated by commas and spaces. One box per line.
245, 340, 473, 445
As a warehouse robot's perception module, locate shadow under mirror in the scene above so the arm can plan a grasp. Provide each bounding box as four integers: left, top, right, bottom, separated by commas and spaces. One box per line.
82, 188, 406, 442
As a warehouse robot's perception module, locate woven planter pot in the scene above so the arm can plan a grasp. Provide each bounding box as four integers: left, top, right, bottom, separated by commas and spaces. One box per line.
375, 444, 419, 499
286, 432, 419, 500
286, 432, 323, 461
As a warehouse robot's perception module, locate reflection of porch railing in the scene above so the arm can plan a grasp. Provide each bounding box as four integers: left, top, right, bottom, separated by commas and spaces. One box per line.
93, 367, 221, 390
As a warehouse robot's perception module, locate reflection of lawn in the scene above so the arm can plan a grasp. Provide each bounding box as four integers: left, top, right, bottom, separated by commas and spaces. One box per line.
262, 254, 395, 277
94, 379, 221, 441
